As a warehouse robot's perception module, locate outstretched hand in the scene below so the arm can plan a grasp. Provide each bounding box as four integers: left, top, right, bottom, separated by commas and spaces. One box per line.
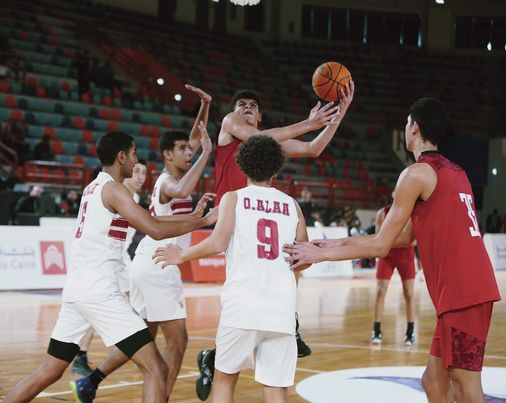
337, 80, 354, 116
306, 101, 340, 131
190, 192, 216, 218
153, 244, 183, 268
282, 241, 325, 270
185, 84, 212, 104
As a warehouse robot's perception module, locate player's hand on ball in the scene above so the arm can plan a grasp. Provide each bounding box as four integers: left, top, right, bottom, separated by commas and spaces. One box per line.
185, 84, 212, 104
337, 80, 354, 115
153, 245, 183, 267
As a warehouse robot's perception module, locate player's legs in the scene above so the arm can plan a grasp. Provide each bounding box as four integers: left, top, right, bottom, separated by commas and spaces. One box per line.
398, 258, 416, 345
262, 385, 288, 403
211, 370, 240, 403
448, 368, 485, 403
72, 327, 95, 376
294, 270, 311, 357
373, 279, 390, 322
3, 339, 78, 402
422, 355, 453, 403
157, 318, 188, 397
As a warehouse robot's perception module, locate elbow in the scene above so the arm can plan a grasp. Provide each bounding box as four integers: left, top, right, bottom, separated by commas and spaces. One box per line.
306, 149, 320, 158
150, 228, 164, 241
376, 245, 391, 258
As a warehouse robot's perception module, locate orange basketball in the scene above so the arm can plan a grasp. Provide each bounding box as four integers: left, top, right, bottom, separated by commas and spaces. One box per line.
312, 61, 352, 101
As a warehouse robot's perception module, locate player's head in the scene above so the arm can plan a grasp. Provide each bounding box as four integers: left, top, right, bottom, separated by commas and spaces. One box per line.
159, 131, 193, 172
123, 158, 147, 192
231, 89, 262, 126
96, 131, 137, 175
236, 135, 286, 182
405, 97, 447, 151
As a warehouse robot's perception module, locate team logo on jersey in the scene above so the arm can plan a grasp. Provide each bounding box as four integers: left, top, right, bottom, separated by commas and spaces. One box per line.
296, 366, 506, 402
39, 241, 67, 275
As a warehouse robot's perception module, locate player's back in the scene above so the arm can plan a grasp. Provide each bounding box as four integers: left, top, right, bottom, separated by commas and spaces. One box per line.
214, 137, 247, 206
63, 172, 128, 302
412, 151, 500, 314
220, 185, 299, 334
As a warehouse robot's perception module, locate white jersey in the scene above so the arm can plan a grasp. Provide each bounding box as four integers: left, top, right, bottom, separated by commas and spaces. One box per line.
136, 171, 192, 256
121, 192, 140, 268
63, 172, 128, 302
220, 185, 300, 334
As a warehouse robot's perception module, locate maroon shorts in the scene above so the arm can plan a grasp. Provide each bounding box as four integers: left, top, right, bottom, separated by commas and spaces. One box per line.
430, 302, 493, 371
376, 257, 415, 281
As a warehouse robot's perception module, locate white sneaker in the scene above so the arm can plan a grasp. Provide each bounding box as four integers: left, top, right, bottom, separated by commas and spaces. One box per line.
404, 335, 415, 346
370, 331, 383, 344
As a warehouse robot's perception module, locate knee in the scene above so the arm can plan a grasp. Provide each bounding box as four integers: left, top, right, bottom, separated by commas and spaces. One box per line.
377, 286, 387, 298
166, 327, 188, 354
40, 362, 66, 384
422, 370, 441, 397
404, 289, 414, 302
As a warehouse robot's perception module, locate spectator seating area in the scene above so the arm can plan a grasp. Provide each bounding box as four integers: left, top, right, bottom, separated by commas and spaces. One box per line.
2, 0, 503, 210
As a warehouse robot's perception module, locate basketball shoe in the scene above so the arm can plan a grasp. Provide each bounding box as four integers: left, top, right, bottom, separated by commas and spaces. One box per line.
70, 376, 95, 403
370, 331, 383, 344
196, 349, 215, 401
71, 353, 93, 377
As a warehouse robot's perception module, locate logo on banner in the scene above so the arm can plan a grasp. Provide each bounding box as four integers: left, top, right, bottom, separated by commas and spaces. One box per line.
39, 241, 67, 275
296, 366, 506, 403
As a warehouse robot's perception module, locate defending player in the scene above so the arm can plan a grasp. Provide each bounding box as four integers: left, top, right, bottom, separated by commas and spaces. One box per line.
370, 203, 416, 346
2, 131, 216, 403
284, 98, 501, 403
153, 135, 311, 403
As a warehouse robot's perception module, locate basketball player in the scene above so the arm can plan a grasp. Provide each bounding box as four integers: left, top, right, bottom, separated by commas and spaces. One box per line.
370, 203, 415, 346
2, 131, 216, 403
153, 135, 310, 403
129, 86, 212, 399
70, 159, 148, 377
283, 98, 501, 403
189, 82, 355, 401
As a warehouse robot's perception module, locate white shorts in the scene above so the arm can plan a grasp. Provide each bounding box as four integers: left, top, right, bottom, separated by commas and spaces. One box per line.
51, 294, 147, 347
215, 326, 297, 387
129, 253, 186, 322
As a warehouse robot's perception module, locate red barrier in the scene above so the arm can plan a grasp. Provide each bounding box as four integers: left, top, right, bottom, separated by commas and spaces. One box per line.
179, 230, 226, 283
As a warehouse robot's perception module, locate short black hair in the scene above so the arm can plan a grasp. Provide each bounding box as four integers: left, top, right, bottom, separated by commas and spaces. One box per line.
236, 135, 286, 182
96, 131, 134, 166
159, 131, 189, 155
136, 158, 147, 167
230, 89, 261, 111
408, 97, 448, 146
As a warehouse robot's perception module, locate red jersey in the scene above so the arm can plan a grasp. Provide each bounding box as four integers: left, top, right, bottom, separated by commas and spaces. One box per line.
214, 138, 247, 206
383, 205, 415, 261
411, 151, 500, 316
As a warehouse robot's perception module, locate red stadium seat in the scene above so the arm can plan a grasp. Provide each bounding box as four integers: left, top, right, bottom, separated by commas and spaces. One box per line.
43, 127, 56, 138
88, 143, 97, 157
98, 108, 110, 119
51, 140, 64, 154
72, 116, 85, 129
4, 96, 16, 108
161, 116, 171, 127
81, 130, 94, 143
35, 86, 46, 97
107, 121, 118, 131
10, 109, 23, 120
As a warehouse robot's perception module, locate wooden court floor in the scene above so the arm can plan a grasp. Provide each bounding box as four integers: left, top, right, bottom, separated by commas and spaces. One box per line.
1, 271, 505, 402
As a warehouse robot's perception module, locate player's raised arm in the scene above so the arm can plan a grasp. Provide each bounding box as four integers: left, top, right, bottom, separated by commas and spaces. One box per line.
160, 122, 212, 199
279, 80, 354, 158
102, 181, 214, 241
185, 84, 212, 152
222, 101, 340, 143
153, 191, 238, 267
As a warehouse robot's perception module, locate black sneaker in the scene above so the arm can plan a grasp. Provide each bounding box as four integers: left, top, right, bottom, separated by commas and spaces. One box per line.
370, 331, 383, 344
404, 334, 415, 346
196, 349, 215, 401
296, 314, 312, 358
72, 353, 93, 377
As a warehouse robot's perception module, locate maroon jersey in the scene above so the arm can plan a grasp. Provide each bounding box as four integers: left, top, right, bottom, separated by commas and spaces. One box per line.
411, 151, 500, 316
214, 138, 247, 206
383, 205, 415, 261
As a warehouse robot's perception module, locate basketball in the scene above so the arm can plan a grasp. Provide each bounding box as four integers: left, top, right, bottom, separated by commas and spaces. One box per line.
312, 61, 352, 101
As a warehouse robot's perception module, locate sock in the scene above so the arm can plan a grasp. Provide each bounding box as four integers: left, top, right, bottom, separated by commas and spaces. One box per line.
88, 368, 106, 390
406, 322, 414, 337
373, 322, 381, 336
76, 350, 87, 357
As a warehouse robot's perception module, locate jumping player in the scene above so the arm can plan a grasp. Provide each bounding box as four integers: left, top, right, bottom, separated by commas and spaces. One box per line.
2, 131, 216, 403
283, 97, 501, 403
153, 135, 311, 403
371, 203, 416, 346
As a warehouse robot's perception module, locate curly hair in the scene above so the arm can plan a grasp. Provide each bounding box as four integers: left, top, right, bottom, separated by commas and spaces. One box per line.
230, 89, 261, 111
236, 136, 286, 182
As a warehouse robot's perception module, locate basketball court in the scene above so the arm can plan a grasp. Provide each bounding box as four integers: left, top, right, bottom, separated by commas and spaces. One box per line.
1, 270, 505, 402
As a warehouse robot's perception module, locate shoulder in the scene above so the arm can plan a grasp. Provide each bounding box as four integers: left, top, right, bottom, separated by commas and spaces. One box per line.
400, 163, 435, 184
